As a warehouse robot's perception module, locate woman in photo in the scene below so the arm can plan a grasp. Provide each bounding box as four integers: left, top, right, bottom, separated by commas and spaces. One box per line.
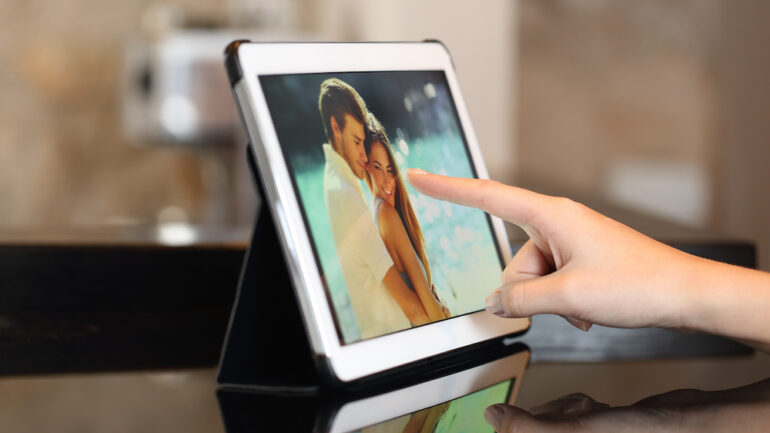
363, 113, 450, 322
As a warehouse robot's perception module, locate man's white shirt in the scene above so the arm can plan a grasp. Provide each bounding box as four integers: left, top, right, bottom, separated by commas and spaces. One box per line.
322, 143, 411, 340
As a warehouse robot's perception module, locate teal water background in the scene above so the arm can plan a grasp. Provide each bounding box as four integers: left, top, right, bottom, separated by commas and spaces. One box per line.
293, 133, 503, 344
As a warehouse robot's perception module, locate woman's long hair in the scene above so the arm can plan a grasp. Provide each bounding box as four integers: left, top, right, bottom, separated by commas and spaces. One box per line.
364, 113, 432, 287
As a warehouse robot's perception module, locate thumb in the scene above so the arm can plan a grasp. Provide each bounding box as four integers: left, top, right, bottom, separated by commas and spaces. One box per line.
485, 404, 562, 433
485, 272, 572, 318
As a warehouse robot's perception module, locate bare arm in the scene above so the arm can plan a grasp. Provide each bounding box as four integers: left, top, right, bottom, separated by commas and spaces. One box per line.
407, 169, 770, 352
379, 205, 448, 322
382, 265, 430, 326
691, 259, 770, 352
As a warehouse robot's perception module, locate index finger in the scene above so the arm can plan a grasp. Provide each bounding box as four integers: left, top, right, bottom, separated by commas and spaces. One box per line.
406, 169, 544, 230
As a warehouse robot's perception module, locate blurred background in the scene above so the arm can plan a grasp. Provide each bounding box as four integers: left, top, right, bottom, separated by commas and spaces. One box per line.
2, 0, 769, 430
0, 0, 770, 269
2, 0, 769, 266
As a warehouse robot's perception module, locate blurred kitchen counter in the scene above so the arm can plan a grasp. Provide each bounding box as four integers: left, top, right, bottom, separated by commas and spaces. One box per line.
0, 219, 756, 375
0, 225, 250, 375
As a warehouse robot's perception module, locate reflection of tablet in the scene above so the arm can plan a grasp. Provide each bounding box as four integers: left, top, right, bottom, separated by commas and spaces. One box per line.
226, 41, 529, 383
325, 349, 529, 433
216, 347, 529, 433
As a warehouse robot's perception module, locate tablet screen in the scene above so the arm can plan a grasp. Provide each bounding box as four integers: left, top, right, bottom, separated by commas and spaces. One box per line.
347, 379, 513, 433
260, 71, 504, 344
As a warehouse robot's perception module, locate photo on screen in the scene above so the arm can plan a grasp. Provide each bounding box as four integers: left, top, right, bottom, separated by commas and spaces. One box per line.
260, 71, 503, 344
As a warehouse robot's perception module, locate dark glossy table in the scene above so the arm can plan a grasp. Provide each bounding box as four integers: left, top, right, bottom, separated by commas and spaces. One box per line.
0, 227, 754, 375
2, 346, 769, 432
1, 226, 767, 432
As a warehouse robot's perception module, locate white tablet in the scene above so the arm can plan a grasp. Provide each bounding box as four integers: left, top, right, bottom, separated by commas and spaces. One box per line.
225, 41, 529, 384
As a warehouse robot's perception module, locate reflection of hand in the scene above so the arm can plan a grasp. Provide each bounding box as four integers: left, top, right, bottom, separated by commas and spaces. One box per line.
484, 378, 770, 432
407, 169, 770, 350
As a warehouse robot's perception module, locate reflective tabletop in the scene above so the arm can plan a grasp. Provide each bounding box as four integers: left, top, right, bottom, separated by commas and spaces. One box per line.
1, 230, 766, 432
3, 342, 769, 432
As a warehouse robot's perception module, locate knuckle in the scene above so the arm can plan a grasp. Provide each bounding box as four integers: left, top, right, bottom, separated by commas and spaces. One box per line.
552, 196, 578, 212
501, 266, 512, 283
554, 196, 592, 221
478, 178, 500, 208
501, 262, 520, 283
479, 178, 500, 189
504, 283, 527, 317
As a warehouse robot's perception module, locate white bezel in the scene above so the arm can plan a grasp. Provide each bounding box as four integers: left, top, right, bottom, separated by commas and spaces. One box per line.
329, 350, 529, 433
233, 42, 529, 383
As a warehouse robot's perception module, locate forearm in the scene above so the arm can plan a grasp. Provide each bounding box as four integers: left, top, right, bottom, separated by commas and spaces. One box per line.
394, 242, 445, 321
419, 292, 446, 322
398, 292, 431, 326
412, 277, 446, 321
383, 267, 430, 325
686, 257, 770, 351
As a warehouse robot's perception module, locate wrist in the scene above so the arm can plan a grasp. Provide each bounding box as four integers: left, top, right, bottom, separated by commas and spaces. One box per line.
676, 254, 721, 334
684, 257, 770, 347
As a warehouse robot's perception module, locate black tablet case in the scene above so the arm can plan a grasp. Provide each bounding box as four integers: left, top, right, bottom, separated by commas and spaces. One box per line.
216, 146, 320, 393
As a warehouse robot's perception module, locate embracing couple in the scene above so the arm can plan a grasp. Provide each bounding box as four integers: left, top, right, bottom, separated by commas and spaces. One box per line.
319, 78, 450, 339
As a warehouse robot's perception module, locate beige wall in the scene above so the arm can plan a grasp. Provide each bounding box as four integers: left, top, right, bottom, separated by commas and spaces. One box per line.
0, 0, 517, 229
0, 0, 241, 229
2, 0, 767, 262
716, 0, 770, 270
517, 0, 719, 228
515, 0, 770, 269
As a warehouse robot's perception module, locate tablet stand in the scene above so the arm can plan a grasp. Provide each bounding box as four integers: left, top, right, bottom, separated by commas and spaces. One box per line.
217, 145, 528, 394
216, 145, 320, 393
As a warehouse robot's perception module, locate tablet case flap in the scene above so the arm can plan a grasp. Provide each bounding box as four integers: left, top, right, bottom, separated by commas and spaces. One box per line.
216, 146, 320, 392
217, 388, 321, 432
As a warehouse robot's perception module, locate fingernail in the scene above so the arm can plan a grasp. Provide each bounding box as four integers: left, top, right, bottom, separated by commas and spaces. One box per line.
565, 316, 593, 332
484, 404, 504, 428
407, 168, 428, 175
485, 290, 505, 316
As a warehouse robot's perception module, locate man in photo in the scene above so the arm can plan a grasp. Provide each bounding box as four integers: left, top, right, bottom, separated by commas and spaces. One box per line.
318, 78, 429, 339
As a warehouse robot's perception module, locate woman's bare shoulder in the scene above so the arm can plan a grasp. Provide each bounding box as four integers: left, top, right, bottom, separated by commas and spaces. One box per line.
377, 203, 405, 234
377, 202, 400, 221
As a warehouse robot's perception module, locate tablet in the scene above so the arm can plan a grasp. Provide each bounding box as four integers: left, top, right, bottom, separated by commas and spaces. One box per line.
225, 41, 529, 383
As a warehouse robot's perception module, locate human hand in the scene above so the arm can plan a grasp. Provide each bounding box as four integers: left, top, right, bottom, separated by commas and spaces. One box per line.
483, 378, 770, 433
406, 169, 708, 333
